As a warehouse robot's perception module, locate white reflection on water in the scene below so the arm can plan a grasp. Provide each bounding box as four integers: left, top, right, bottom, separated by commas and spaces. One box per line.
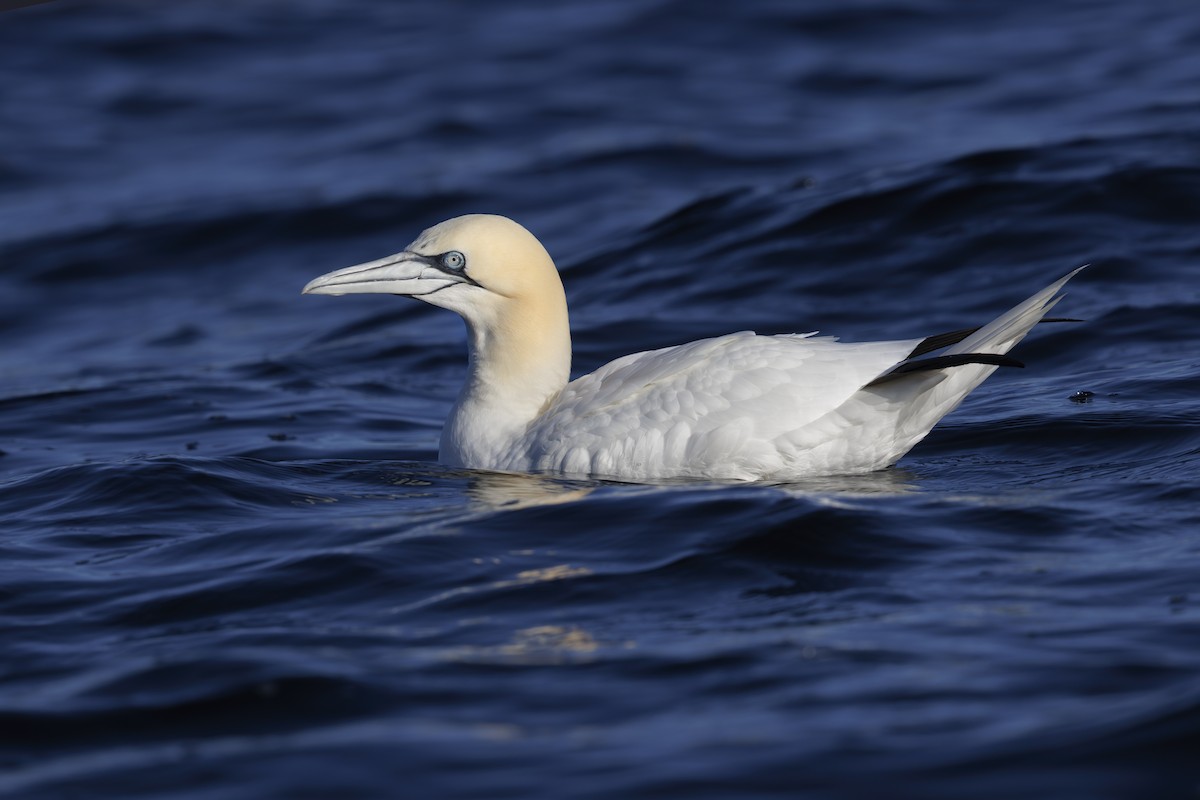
464, 470, 597, 510
437, 624, 626, 667
460, 465, 920, 511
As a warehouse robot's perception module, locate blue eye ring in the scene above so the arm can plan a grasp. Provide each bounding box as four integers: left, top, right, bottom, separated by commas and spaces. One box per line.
440, 251, 466, 271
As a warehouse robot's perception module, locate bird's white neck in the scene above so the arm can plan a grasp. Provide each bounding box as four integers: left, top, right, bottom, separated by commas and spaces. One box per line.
439, 290, 571, 469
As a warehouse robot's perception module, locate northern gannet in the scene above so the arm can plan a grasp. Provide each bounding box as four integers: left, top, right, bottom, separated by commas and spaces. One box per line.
303, 214, 1082, 482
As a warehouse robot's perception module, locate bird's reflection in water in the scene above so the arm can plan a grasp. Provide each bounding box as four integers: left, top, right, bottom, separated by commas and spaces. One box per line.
460, 464, 921, 511
421, 467, 919, 669
773, 466, 920, 499
616, 465, 922, 501
464, 469, 596, 510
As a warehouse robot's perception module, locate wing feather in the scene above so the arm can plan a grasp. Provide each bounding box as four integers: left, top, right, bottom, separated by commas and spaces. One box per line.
515, 331, 918, 478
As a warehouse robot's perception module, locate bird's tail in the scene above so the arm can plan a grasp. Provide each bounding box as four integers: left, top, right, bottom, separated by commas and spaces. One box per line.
870, 265, 1086, 462
942, 265, 1087, 358
867, 265, 1086, 387
789, 266, 1086, 475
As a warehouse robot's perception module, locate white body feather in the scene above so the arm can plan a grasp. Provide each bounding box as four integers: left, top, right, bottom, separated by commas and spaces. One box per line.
496, 333, 916, 480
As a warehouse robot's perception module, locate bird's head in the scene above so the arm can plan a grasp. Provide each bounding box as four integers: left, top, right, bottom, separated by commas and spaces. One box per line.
302, 214, 563, 323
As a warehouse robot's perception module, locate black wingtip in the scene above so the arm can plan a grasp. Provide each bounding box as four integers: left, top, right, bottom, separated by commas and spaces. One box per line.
907, 326, 979, 359
907, 317, 1085, 359
891, 353, 1025, 374
866, 353, 1025, 387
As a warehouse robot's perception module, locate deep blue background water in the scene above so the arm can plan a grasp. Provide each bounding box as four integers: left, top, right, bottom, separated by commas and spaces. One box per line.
2, 1, 1199, 798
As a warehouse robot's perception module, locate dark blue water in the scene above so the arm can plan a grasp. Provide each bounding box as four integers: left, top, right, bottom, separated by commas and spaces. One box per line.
2, 1, 1199, 797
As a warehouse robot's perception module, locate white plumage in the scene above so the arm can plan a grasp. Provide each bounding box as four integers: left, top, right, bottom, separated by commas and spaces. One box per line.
304, 214, 1081, 481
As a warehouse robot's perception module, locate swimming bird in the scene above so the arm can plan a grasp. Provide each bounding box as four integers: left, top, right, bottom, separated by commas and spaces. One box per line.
303, 214, 1082, 482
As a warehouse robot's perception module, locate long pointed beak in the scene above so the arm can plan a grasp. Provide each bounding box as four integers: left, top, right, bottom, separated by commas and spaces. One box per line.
302, 251, 455, 297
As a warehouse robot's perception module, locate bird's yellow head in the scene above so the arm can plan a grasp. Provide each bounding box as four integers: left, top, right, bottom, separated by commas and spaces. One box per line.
302, 214, 564, 322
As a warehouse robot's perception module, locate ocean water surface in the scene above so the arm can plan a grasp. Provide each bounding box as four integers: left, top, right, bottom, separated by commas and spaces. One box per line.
2, 1, 1199, 798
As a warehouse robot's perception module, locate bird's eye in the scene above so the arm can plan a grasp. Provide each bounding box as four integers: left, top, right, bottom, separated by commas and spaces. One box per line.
440, 251, 466, 271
